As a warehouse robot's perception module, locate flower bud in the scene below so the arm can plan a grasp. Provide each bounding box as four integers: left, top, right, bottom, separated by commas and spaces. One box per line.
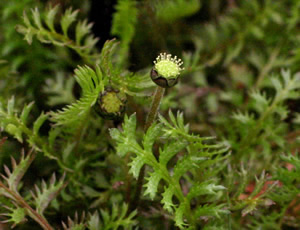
151, 53, 184, 88
95, 88, 126, 120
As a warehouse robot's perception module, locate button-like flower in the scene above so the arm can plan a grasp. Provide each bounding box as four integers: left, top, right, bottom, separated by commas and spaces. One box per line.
151, 53, 184, 88
95, 88, 126, 120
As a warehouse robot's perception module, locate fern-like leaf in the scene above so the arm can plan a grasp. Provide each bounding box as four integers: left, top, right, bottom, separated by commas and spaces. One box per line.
1, 205, 27, 228
31, 173, 67, 215
50, 65, 106, 128
111, 0, 137, 66
1, 149, 36, 193
87, 203, 137, 230
0, 98, 60, 162
111, 112, 229, 228
194, 204, 229, 219
16, 5, 99, 64
62, 212, 86, 230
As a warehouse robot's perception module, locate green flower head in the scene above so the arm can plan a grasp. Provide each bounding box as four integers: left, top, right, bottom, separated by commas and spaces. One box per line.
151, 53, 184, 88
95, 88, 126, 120
154, 53, 184, 79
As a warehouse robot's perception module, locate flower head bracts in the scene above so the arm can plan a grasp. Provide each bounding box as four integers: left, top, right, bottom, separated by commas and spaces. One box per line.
151, 53, 184, 88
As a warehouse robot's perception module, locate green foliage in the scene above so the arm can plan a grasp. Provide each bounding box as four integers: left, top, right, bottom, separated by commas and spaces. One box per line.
43, 73, 76, 106
111, 0, 138, 66
60, 204, 137, 230
155, 0, 201, 23
1, 207, 27, 228
16, 5, 99, 65
1, 149, 36, 193
32, 173, 67, 215
271, 153, 300, 204
1, 0, 300, 229
88, 204, 137, 230
50, 65, 106, 128
232, 70, 300, 146
110, 112, 229, 228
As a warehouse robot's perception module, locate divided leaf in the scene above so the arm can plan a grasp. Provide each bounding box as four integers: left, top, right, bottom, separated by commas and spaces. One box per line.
61, 8, 79, 37
1, 206, 27, 228
174, 203, 188, 229
111, 111, 229, 228
187, 181, 226, 201
1, 149, 36, 193
129, 155, 145, 179
173, 155, 206, 180
142, 122, 162, 152
50, 65, 105, 128
32, 173, 67, 215
194, 204, 229, 219
110, 114, 141, 157
161, 186, 175, 213
16, 6, 100, 63
159, 141, 188, 166
143, 171, 162, 200
88, 203, 137, 230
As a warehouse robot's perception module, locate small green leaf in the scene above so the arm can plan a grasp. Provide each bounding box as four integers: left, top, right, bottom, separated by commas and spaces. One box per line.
109, 128, 122, 142
31, 8, 43, 29
159, 141, 187, 166
87, 212, 101, 230
20, 102, 34, 125
194, 204, 229, 219
6, 124, 23, 143
161, 186, 175, 213
174, 203, 187, 229
144, 171, 162, 199
75, 20, 93, 45
129, 155, 145, 178
61, 8, 79, 37
32, 173, 66, 214
50, 66, 105, 127
7, 96, 15, 116
123, 114, 137, 140
173, 155, 206, 180
2, 150, 36, 193
33, 112, 48, 135
2, 207, 27, 227
187, 181, 226, 201
155, 0, 201, 23
143, 122, 162, 152
45, 5, 59, 32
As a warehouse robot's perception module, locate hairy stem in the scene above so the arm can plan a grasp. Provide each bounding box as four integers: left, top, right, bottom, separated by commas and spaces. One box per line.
144, 86, 166, 131
129, 86, 165, 211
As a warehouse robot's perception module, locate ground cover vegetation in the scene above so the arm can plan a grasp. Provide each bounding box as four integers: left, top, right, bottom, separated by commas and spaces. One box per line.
0, 0, 299, 229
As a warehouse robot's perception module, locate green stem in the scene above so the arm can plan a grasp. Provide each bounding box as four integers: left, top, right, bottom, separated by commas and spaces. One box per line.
144, 86, 166, 131
129, 86, 165, 211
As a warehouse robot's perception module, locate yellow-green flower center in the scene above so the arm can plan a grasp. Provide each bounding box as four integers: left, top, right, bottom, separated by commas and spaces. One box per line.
101, 92, 123, 114
154, 53, 184, 79
155, 60, 180, 79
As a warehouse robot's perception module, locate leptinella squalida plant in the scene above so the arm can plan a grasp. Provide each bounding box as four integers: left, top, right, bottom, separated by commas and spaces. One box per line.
1, 1, 300, 229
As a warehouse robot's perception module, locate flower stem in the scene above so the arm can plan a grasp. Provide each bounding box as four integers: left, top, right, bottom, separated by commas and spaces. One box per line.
129, 86, 165, 211
144, 86, 166, 131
